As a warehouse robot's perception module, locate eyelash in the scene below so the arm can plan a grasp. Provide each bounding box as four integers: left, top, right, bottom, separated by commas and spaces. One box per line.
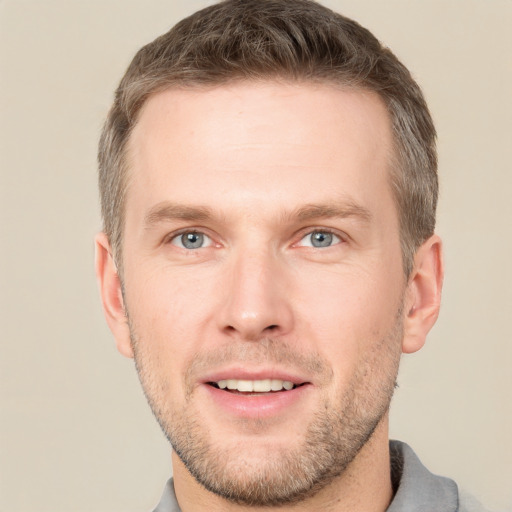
164, 227, 346, 250
295, 228, 344, 248
166, 229, 214, 249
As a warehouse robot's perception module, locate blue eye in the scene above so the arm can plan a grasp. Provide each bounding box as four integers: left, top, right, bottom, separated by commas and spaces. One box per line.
299, 230, 341, 248
171, 231, 212, 249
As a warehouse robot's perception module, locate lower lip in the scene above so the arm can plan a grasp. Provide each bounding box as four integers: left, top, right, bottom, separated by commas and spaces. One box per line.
202, 384, 312, 419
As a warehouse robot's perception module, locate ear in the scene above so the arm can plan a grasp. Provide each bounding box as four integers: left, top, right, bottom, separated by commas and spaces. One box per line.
402, 234, 444, 354
95, 232, 134, 358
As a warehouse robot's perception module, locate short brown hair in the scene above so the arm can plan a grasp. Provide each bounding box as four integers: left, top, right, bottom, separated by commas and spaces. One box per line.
98, 0, 437, 277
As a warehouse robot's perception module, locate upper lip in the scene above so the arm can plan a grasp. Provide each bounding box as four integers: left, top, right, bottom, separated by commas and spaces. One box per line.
200, 367, 311, 386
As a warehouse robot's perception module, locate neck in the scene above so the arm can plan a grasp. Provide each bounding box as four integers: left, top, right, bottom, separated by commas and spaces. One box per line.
172, 415, 393, 512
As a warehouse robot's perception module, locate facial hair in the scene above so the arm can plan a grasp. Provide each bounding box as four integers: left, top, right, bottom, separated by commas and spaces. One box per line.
129, 311, 403, 507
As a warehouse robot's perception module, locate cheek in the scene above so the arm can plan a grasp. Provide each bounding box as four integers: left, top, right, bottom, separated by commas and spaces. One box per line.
296, 265, 398, 330
292, 264, 403, 373
124, 265, 219, 385
127, 260, 217, 322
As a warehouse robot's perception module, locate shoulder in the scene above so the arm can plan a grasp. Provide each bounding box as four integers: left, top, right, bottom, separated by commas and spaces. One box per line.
388, 441, 493, 512
458, 487, 493, 512
152, 478, 181, 512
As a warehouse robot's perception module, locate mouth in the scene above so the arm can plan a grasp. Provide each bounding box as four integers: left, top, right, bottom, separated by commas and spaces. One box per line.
207, 379, 308, 395
201, 374, 312, 418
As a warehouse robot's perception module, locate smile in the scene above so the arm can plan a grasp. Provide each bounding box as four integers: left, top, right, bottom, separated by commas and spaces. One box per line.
209, 379, 302, 393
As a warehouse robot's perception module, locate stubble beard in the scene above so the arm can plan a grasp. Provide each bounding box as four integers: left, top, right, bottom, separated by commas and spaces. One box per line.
129, 314, 403, 507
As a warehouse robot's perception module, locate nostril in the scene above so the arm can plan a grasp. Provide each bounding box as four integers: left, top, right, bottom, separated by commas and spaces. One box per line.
266, 325, 278, 331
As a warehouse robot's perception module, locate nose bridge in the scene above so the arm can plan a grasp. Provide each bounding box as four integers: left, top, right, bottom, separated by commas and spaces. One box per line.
219, 242, 293, 340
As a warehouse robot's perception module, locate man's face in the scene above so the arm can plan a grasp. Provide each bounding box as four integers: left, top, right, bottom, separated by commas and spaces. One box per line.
120, 82, 407, 505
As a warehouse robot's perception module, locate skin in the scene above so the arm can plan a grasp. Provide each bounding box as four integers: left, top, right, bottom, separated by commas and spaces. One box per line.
96, 82, 443, 512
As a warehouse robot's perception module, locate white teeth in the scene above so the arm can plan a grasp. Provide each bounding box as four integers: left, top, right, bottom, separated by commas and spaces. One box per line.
215, 379, 295, 392
253, 379, 271, 392
271, 379, 283, 391
237, 380, 253, 392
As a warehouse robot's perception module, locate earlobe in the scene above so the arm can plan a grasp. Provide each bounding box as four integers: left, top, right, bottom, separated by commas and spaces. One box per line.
95, 233, 134, 358
402, 234, 444, 354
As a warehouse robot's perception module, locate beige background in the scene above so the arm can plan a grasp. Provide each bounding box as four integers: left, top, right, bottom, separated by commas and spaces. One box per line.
1, 0, 511, 511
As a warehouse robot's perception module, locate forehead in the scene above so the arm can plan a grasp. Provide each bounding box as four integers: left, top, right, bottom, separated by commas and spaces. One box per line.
125, 82, 394, 221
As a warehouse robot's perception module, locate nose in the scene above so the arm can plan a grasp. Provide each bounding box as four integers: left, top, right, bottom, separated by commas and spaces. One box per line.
217, 247, 294, 341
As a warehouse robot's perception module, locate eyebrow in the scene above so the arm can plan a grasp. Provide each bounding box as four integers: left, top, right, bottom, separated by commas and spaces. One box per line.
291, 202, 372, 224
143, 200, 372, 229
144, 202, 213, 228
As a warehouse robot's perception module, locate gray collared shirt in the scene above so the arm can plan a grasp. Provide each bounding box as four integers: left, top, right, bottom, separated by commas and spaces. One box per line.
152, 441, 489, 512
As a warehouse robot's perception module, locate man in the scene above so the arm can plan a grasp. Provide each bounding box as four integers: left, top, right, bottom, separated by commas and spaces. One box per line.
95, 1, 488, 511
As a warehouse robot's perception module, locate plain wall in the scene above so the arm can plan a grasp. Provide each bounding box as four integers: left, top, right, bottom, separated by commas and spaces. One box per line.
1, 1, 511, 510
